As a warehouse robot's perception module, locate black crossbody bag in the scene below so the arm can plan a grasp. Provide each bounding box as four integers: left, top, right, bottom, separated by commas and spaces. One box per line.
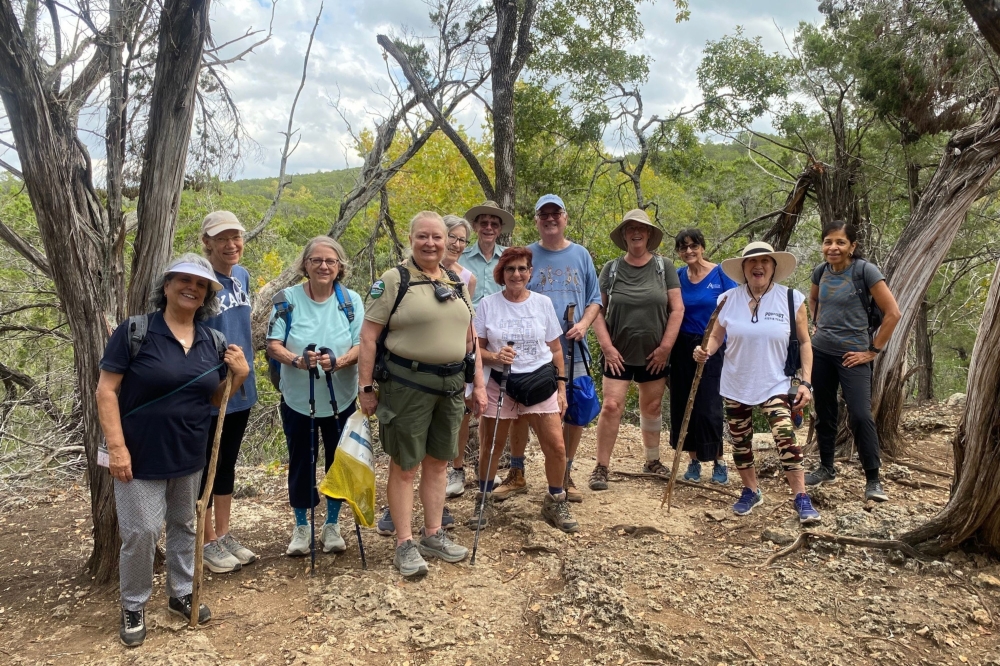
783, 287, 801, 378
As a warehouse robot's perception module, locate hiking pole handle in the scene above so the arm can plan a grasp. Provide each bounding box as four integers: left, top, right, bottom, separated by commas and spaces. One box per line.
499, 340, 513, 391
304, 343, 320, 379
318, 346, 336, 378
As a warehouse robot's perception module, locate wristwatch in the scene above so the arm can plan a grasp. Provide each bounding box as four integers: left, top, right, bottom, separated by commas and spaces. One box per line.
868, 344, 882, 354
291, 355, 302, 369
556, 376, 568, 382
799, 380, 813, 391
360, 384, 376, 393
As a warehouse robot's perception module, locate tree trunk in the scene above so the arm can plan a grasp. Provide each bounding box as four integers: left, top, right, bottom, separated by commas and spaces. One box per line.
127, 0, 211, 314
915, 298, 934, 403
902, 259, 1000, 554
872, 92, 1000, 456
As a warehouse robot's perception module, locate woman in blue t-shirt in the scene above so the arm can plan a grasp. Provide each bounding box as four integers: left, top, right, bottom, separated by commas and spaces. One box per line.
804, 221, 901, 502
669, 228, 737, 484
97, 254, 250, 647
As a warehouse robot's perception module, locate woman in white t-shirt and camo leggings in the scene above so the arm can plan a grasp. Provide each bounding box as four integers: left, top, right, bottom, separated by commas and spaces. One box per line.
694, 242, 821, 525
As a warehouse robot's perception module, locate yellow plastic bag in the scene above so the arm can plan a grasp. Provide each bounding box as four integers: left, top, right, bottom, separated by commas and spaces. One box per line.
319, 411, 376, 528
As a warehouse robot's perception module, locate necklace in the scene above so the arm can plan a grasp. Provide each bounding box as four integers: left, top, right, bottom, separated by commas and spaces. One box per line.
746, 281, 773, 323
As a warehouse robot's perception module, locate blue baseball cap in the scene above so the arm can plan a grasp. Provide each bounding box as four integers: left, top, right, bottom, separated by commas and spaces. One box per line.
534, 194, 566, 211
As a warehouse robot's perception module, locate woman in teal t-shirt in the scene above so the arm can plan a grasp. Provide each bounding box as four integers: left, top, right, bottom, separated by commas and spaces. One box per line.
266, 236, 364, 558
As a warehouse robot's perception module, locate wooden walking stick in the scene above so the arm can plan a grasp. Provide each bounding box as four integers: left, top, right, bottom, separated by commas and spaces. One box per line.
661, 297, 727, 511
190, 373, 233, 628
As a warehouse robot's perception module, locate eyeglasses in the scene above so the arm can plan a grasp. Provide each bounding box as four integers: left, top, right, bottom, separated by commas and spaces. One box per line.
677, 244, 700, 252
536, 211, 564, 221
447, 234, 468, 245
307, 257, 341, 267
478, 221, 502, 230
504, 265, 531, 274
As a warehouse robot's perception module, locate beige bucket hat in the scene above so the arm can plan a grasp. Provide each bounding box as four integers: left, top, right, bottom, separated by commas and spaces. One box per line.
720, 241, 797, 284
609, 209, 664, 252
464, 200, 515, 235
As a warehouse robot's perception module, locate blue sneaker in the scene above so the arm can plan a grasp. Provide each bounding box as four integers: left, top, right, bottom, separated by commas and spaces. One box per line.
711, 462, 728, 485
683, 460, 701, 481
441, 506, 455, 530
733, 487, 763, 516
794, 493, 821, 525
376, 507, 395, 536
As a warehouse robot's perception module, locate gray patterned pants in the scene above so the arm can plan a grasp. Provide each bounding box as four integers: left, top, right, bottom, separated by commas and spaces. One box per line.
114, 472, 200, 611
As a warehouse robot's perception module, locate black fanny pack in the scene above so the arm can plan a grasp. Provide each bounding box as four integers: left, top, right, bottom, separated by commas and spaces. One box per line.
491, 362, 557, 406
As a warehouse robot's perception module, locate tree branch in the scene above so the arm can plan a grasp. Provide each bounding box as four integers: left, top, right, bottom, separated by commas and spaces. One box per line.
0, 217, 51, 276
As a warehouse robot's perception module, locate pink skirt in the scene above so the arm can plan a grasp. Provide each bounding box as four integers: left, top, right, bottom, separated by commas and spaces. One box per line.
485, 376, 560, 419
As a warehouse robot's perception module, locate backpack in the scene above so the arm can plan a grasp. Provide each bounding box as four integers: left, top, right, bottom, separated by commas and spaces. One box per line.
606, 255, 666, 308
370, 263, 466, 382
812, 259, 884, 340
127, 313, 227, 364
267, 282, 356, 391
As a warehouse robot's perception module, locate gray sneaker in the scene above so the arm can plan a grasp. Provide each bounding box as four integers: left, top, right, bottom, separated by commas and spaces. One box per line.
393, 539, 429, 577
202, 540, 241, 573
865, 479, 889, 502
541, 492, 579, 533
446, 467, 466, 498
321, 522, 347, 553
466, 494, 494, 530
218, 533, 256, 565
804, 465, 837, 486
418, 527, 469, 563
286, 525, 311, 556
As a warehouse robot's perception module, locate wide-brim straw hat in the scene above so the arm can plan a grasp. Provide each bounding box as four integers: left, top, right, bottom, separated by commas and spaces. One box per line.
609, 209, 663, 252
720, 241, 797, 284
464, 200, 515, 235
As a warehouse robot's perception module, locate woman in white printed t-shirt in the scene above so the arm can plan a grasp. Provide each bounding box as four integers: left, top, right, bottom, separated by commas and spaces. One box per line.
693, 242, 821, 526
471, 246, 578, 534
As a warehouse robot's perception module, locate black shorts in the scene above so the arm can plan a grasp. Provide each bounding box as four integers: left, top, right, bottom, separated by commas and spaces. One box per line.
601, 362, 668, 383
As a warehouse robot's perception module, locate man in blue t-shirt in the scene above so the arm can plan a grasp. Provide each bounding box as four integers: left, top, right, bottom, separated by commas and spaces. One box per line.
492, 194, 602, 504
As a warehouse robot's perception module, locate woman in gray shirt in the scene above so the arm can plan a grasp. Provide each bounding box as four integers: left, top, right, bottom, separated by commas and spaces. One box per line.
805, 221, 901, 502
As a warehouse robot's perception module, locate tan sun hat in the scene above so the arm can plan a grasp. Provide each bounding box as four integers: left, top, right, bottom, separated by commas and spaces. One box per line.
720, 241, 797, 284
609, 209, 664, 252
464, 200, 515, 235
201, 210, 245, 237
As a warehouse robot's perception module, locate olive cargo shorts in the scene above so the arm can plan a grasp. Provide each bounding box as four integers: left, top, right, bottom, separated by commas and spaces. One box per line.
376, 359, 465, 471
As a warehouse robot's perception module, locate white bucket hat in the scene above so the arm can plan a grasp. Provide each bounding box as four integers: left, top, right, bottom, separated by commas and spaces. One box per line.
720, 241, 797, 284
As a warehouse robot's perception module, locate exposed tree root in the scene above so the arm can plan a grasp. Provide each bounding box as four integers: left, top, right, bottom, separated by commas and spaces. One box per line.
612, 471, 741, 499
891, 478, 951, 491
883, 454, 952, 478
764, 530, 934, 567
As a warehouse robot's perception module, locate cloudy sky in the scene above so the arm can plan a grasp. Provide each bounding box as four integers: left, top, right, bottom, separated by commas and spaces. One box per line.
0, 0, 823, 181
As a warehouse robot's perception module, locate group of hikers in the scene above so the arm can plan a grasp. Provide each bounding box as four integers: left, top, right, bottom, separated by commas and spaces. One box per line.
96, 197, 902, 647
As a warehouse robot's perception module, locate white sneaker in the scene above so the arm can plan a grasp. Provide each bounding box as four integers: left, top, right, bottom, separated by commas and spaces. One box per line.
321, 522, 347, 553
286, 525, 311, 556
218, 532, 256, 565
202, 540, 241, 573
446, 467, 466, 498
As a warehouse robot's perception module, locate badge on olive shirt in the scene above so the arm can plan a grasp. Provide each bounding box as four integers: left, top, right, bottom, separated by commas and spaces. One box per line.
369, 280, 385, 298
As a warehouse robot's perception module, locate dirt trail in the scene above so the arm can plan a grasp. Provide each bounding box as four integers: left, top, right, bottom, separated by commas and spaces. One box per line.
1, 406, 999, 665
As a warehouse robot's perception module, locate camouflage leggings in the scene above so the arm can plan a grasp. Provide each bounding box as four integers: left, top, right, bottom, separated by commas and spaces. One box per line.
724, 396, 803, 472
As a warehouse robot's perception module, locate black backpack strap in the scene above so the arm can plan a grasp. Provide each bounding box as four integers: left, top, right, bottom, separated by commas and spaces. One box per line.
811, 262, 828, 285
206, 326, 227, 362
128, 313, 150, 361
785, 287, 799, 377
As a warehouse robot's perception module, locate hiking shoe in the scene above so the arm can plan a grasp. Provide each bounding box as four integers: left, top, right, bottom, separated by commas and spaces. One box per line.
286, 525, 311, 556
418, 527, 469, 563
643, 459, 670, 477
168, 594, 211, 625
321, 522, 347, 554
218, 532, 256, 565
564, 470, 583, 503
393, 540, 428, 578
376, 507, 396, 536
446, 467, 466, 498
442, 506, 456, 530
202, 540, 242, 573
733, 487, 763, 516
804, 465, 837, 487
119, 607, 145, 648
794, 493, 821, 525
711, 462, 729, 485
589, 464, 609, 491
466, 495, 494, 530
682, 460, 701, 481
865, 479, 889, 502
492, 468, 527, 502
542, 492, 580, 533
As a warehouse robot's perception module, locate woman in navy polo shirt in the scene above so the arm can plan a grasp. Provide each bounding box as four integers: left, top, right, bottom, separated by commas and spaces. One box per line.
669, 228, 737, 484
96, 254, 250, 648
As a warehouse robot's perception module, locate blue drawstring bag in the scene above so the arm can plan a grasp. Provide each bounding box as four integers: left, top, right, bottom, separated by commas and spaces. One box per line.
564, 340, 601, 427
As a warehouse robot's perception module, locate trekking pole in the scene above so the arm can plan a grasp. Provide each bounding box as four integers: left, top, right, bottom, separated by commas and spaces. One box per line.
305, 343, 320, 575
661, 297, 727, 512
190, 372, 233, 628
563, 304, 577, 415
318, 347, 366, 570
470, 341, 514, 565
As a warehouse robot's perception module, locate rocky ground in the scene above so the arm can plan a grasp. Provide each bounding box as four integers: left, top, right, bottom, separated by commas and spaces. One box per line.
1, 402, 998, 665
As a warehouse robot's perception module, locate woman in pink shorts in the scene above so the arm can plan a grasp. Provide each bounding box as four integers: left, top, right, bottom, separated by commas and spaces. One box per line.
470, 247, 578, 533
